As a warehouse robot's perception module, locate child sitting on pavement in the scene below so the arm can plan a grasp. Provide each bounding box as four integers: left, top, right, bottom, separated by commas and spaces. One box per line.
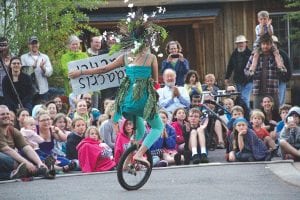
77, 126, 116, 172
250, 109, 276, 152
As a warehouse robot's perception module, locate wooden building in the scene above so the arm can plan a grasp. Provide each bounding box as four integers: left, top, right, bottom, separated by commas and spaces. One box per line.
86, 0, 300, 104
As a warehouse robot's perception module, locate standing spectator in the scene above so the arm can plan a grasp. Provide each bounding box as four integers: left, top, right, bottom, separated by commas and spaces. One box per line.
272, 35, 292, 106
162, 41, 189, 86
0, 37, 12, 105
2, 57, 33, 113
224, 35, 252, 109
87, 36, 102, 56
21, 36, 53, 105
61, 35, 88, 96
245, 34, 287, 109
87, 36, 102, 109
157, 69, 190, 113
249, 11, 284, 74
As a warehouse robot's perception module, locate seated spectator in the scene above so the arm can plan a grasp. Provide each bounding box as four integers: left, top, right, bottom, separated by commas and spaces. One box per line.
190, 94, 202, 108
184, 70, 202, 98
15, 108, 30, 130
157, 69, 190, 114
279, 106, 300, 161
161, 40, 189, 86
250, 109, 276, 151
228, 117, 270, 162
220, 98, 234, 124
2, 57, 33, 113
260, 95, 281, 132
79, 93, 101, 126
171, 108, 188, 153
20, 116, 44, 150
183, 108, 209, 164
0, 105, 48, 180
70, 99, 91, 126
159, 110, 177, 166
99, 102, 116, 151
66, 117, 86, 161
52, 113, 70, 157
114, 119, 134, 165
36, 110, 75, 173
53, 96, 68, 114
77, 126, 115, 172
45, 101, 57, 122
275, 104, 292, 139
201, 73, 219, 95
226, 84, 250, 120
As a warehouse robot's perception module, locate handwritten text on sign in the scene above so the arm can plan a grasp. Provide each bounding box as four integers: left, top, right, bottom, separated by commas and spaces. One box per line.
68, 53, 125, 95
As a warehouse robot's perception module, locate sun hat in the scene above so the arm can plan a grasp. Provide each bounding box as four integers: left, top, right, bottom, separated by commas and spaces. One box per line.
235, 35, 248, 43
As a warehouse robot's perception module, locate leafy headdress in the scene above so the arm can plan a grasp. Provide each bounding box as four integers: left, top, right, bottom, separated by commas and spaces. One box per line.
108, 4, 168, 56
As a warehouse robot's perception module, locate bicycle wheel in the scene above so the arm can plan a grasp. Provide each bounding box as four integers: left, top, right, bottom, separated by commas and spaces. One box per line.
117, 144, 153, 190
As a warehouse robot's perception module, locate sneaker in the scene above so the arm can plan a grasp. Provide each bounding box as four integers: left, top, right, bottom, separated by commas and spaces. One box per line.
200, 153, 209, 163
183, 150, 191, 165
33, 167, 48, 177
174, 153, 182, 165
155, 160, 168, 167
10, 163, 28, 179
192, 154, 201, 164
63, 160, 77, 172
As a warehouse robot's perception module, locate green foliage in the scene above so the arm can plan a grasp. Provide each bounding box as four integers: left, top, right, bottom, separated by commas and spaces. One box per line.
0, 0, 103, 87
285, 0, 300, 40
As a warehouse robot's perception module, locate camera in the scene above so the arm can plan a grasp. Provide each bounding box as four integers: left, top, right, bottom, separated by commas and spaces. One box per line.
171, 54, 179, 58
287, 116, 294, 123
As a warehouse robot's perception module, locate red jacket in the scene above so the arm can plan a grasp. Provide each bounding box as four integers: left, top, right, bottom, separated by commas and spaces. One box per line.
76, 138, 115, 172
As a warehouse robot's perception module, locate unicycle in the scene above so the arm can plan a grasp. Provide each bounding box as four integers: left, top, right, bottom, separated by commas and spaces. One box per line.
117, 142, 153, 190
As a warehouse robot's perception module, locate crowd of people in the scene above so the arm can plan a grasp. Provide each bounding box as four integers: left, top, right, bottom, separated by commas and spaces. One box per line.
0, 9, 299, 182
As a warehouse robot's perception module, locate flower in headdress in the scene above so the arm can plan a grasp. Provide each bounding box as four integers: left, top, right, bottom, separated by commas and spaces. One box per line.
108, 6, 168, 56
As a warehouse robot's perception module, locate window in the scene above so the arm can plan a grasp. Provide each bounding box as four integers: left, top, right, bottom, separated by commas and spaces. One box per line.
271, 12, 300, 73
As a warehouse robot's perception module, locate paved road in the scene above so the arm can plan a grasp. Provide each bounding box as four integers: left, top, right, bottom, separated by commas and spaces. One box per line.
0, 163, 299, 200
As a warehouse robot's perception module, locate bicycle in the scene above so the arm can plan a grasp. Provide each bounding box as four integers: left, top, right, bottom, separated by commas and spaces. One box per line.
117, 127, 153, 190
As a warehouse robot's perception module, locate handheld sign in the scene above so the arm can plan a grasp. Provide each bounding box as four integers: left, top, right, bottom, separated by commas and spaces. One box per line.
68, 52, 125, 95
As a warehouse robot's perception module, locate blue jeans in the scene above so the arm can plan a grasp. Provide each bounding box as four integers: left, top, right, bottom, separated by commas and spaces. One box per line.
279, 82, 286, 106
0, 152, 15, 180
236, 82, 253, 109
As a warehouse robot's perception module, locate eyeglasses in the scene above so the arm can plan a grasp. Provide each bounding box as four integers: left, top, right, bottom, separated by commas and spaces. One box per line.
39, 118, 51, 122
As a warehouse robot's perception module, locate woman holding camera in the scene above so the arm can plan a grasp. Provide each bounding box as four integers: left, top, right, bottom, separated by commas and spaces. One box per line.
161, 41, 189, 86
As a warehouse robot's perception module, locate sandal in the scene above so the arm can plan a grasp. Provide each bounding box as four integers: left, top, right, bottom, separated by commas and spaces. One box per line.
44, 155, 56, 178
63, 161, 77, 173
133, 156, 150, 168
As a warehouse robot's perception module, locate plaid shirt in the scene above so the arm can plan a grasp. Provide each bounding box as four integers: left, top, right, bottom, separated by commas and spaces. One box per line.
244, 54, 287, 95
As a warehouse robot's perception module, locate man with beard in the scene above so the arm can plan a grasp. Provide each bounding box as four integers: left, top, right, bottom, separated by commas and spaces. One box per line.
225, 35, 252, 109
157, 69, 190, 114
245, 34, 287, 109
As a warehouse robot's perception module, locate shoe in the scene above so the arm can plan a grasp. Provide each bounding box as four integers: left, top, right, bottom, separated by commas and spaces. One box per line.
33, 166, 48, 177
10, 163, 28, 179
174, 153, 182, 165
200, 153, 209, 163
216, 143, 225, 149
155, 160, 168, 167
133, 156, 150, 168
192, 154, 201, 164
63, 160, 77, 173
44, 155, 56, 178
183, 150, 191, 165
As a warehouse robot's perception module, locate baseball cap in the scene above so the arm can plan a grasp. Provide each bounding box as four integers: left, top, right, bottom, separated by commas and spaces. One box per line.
28, 36, 39, 44
235, 35, 248, 43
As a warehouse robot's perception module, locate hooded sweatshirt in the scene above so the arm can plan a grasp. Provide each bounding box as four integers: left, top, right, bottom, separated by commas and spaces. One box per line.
76, 137, 115, 172
280, 106, 300, 146
114, 120, 132, 164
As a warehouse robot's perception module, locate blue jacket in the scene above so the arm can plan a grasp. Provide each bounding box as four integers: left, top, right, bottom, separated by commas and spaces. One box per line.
150, 124, 176, 151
